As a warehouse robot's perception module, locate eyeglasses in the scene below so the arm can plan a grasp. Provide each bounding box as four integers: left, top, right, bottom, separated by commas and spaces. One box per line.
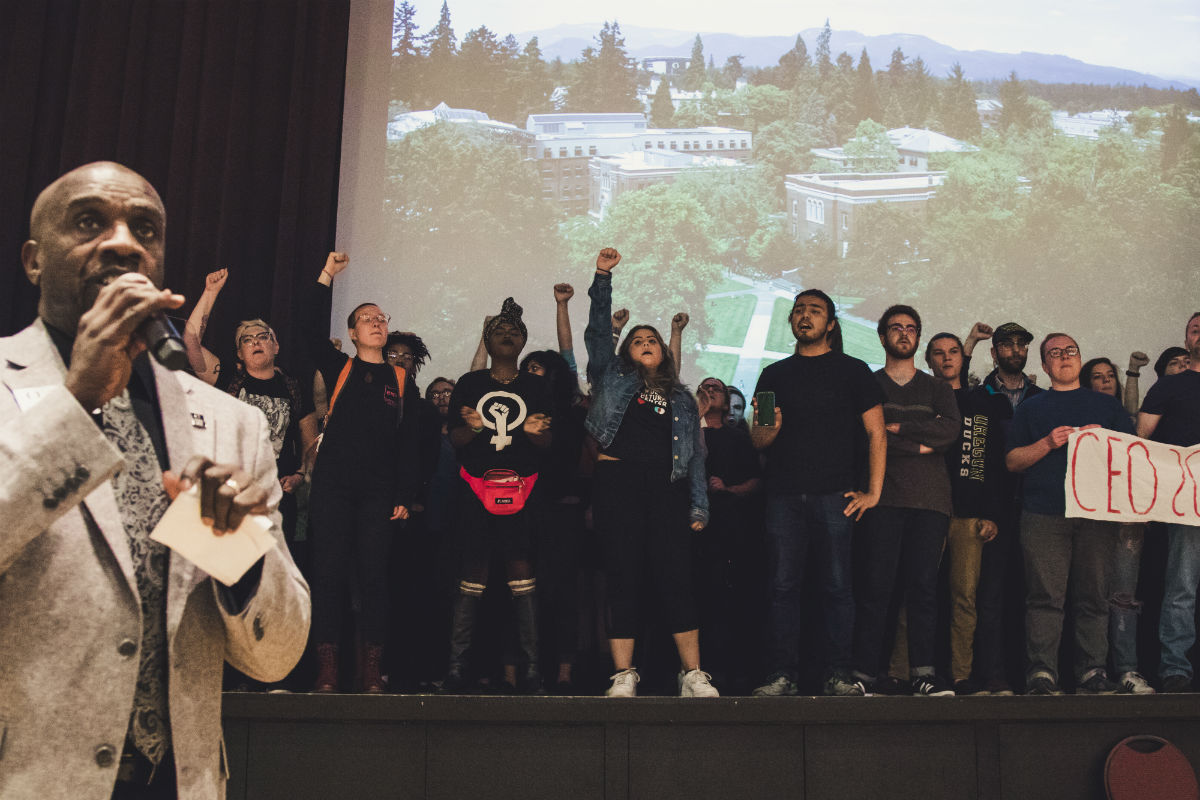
1045, 346, 1080, 360
996, 340, 1029, 351
238, 331, 272, 346
887, 324, 918, 336
356, 313, 390, 326
385, 351, 415, 363
430, 389, 453, 398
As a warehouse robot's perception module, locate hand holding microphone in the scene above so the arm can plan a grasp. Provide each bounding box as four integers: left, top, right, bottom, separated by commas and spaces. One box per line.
65, 272, 186, 412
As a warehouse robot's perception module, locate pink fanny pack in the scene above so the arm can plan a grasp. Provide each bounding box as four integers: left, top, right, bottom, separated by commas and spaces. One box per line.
460, 467, 539, 515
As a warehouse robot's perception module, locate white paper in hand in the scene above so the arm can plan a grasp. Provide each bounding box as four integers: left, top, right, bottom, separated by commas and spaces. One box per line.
150, 485, 277, 585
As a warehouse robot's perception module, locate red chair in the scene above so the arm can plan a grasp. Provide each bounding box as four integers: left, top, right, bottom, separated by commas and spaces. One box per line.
1105, 735, 1199, 800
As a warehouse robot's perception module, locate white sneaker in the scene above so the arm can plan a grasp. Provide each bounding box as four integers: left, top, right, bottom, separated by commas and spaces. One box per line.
606, 668, 640, 697
679, 668, 719, 698
1119, 671, 1156, 695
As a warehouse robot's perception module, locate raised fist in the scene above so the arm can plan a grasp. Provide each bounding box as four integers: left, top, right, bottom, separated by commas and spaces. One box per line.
204, 268, 228, 293
1128, 351, 1150, 372
967, 322, 993, 343
672, 312, 690, 332
612, 309, 630, 330
324, 251, 349, 276
554, 283, 574, 303
596, 248, 621, 272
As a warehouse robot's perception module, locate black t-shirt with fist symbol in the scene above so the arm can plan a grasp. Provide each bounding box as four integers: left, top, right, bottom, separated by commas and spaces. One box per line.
448, 369, 552, 477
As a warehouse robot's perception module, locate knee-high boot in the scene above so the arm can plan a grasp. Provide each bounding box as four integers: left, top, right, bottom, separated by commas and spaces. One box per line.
511, 582, 543, 695
442, 586, 480, 693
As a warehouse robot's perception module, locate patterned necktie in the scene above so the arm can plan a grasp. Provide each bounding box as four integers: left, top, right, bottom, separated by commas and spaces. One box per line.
102, 389, 172, 765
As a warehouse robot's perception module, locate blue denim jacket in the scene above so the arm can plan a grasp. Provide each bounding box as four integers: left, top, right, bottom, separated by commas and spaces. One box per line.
583, 271, 709, 525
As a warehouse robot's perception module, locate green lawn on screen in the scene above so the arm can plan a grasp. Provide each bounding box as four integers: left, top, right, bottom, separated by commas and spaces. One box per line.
695, 351, 739, 384
704, 293, 756, 347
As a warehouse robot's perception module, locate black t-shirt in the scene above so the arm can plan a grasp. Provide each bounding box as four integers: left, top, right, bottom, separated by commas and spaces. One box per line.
448, 370, 552, 477
704, 425, 761, 487
754, 350, 885, 494
302, 282, 421, 505
602, 386, 673, 465
318, 359, 409, 488
1141, 369, 1200, 447
217, 369, 314, 477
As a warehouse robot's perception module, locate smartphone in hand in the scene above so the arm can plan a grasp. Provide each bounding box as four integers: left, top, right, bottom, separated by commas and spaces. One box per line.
755, 391, 775, 426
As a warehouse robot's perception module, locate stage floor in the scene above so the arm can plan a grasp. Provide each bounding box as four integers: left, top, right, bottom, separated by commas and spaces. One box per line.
223, 692, 1200, 800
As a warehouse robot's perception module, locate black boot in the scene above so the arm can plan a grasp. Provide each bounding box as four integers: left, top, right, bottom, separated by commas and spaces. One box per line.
441, 592, 477, 694
513, 591, 544, 695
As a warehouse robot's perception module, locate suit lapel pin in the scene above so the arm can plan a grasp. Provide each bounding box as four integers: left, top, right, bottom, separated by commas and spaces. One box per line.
191, 412, 206, 430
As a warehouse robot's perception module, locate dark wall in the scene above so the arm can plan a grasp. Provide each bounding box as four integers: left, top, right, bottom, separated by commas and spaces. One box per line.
0, 0, 349, 372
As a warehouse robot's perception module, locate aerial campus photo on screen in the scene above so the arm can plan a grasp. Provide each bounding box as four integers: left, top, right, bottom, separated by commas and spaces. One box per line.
380, 0, 1199, 389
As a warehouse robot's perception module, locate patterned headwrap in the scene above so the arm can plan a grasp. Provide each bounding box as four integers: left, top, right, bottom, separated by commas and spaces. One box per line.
483, 297, 527, 343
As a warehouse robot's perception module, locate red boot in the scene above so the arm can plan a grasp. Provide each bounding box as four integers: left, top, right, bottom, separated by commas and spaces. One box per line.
363, 643, 386, 694
312, 643, 338, 693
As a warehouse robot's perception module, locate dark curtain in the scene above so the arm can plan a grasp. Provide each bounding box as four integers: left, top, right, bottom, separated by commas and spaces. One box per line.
0, 0, 350, 373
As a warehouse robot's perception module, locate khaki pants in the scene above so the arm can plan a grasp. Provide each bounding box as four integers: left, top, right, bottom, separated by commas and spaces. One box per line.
888, 517, 986, 682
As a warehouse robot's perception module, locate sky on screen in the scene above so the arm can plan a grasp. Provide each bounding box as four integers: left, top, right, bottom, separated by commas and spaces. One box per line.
405, 0, 1200, 81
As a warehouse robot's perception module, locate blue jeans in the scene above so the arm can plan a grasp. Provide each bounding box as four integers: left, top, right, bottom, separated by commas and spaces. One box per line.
1108, 524, 1144, 676
1159, 523, 1200, 680
763, 491, 855, 679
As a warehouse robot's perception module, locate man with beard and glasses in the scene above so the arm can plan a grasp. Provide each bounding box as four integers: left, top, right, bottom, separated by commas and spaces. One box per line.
1139, 313, 1200, 693
750, 289, 886, 698
960, 320, 1044, 694
851, 306, 960, 696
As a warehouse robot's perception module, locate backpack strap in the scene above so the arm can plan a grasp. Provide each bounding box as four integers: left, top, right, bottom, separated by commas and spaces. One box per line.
323, 358, 355, 426
323, 360, 407, 427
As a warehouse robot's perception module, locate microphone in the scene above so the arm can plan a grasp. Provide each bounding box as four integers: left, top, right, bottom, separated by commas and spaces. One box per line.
141, 312, 190, 371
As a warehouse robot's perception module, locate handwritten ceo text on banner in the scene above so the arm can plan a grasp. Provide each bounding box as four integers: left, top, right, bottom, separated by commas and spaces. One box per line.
1066, 428, 1200, 526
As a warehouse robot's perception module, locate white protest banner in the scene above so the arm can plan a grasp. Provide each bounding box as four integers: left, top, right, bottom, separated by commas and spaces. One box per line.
1065, 428, 1200, 526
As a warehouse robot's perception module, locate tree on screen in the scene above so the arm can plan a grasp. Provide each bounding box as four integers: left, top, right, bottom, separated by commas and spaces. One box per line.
569, 22, 640, 112
854, 49, 882, 129
420, 0, 458, 107
514, 37, 553, 123
775, 34, 810, 91
458, 27, 502, 115
390, 2, 421, 108
717, 55, 745, 91
997, 72, 1037, 133
684, 36, 707, 92
742, 85, 790, 133
753, 120, 820, 199
825, 52, 857, 142
815, 20, 833, 82
651, 77, 675, 127
568, 184, 723, 356
844, 119, 899, 171
940, 64, 982, 141
383, 122, 561, 370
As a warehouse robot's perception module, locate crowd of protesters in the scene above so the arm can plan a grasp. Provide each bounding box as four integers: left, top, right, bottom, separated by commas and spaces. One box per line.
188, 249, 1200, 698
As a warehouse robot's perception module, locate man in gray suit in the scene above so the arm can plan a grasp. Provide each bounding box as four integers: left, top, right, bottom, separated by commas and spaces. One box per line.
0, 161, 311, 799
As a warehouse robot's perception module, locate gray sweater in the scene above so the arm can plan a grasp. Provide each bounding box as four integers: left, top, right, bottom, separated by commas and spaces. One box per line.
875, 369, 961, 517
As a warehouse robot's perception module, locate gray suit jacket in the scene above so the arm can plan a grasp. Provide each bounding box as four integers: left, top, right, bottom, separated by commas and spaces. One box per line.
0, 320, 311, 800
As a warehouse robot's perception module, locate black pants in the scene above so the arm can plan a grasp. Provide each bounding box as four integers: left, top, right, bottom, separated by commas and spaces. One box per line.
593, 460, 696, 638
533, 501, 585, 664
309, 479, 395, 643
853, 506, 949, 676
